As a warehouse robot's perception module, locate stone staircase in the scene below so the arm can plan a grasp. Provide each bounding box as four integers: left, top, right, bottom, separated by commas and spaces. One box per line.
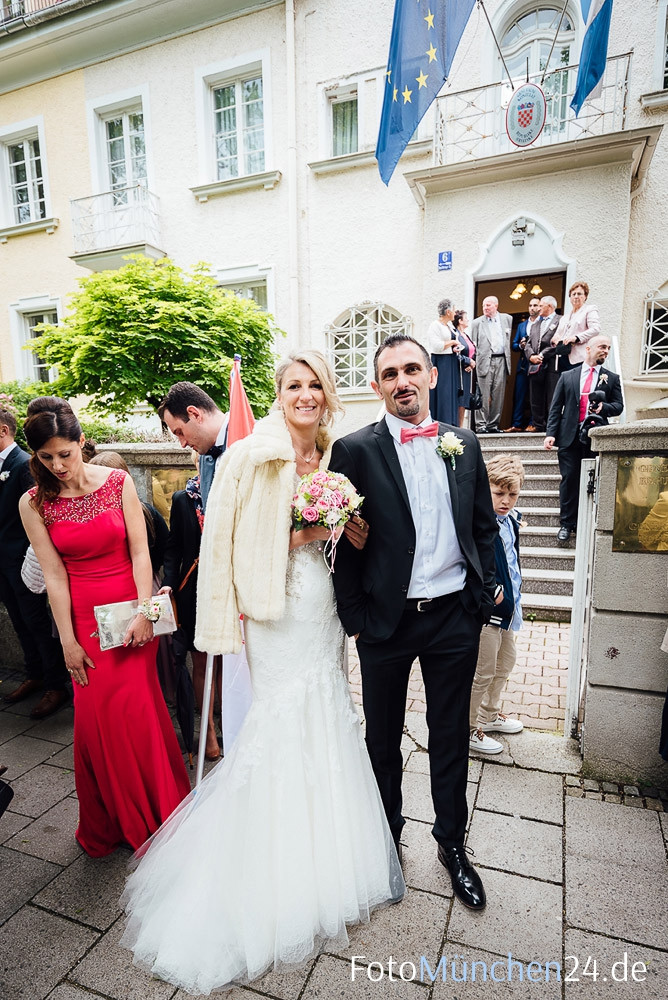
479, 431, 574, 622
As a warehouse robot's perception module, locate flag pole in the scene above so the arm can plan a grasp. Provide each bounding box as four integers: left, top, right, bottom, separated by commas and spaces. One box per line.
540, 0, 571, 86
477, 0, 514, 89
195, 652, 215, 788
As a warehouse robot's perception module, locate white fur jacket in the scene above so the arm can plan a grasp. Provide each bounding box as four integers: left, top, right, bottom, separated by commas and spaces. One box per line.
194, 408, 334, 654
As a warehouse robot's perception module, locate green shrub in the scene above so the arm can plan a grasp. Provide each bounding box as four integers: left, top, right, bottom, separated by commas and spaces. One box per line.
0, 381, 50, 448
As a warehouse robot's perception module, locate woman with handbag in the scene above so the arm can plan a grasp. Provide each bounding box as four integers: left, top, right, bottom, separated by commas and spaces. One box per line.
453, 309, 477, 427
19, 397, 190, 857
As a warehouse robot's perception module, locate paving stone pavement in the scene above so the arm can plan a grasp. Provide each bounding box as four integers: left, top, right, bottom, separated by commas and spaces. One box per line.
348, 620, 570, 732
2, 661, 668, 1000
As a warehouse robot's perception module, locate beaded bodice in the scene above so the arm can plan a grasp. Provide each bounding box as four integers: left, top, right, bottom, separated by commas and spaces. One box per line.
33, 468, 126, 528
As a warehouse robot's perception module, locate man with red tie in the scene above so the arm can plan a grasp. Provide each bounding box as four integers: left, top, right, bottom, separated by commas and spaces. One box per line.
330, 335, 498, 910
544, 335, 623, 542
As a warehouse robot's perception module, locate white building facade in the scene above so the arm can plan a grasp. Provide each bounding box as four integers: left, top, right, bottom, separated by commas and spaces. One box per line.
0, 0, 666, 429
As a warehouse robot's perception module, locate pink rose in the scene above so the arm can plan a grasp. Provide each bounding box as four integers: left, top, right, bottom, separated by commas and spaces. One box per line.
330, 490, 344, 507
316, 499, 329, 511
309, 484, 323, 499
302, 506, 319, 522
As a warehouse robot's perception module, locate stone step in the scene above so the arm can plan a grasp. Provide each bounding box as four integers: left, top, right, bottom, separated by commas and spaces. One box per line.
519, 525, 577, 548
522, 474, 561, 486
516, 458, 562, 476
520, 546, 576, 571
520, 508, 561, 527
522, 591, 573, 622
519, 490, 560, 509
522, 567, 574, 596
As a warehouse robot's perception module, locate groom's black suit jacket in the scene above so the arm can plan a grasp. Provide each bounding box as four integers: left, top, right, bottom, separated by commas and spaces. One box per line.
329, 419, 497, 643
0, 444, 34, 567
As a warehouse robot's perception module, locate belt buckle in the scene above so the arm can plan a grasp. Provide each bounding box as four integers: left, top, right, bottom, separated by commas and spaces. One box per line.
416, 598, 432, 613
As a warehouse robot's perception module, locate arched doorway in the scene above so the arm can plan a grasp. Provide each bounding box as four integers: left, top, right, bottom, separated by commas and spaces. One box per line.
470, 213, 574, 427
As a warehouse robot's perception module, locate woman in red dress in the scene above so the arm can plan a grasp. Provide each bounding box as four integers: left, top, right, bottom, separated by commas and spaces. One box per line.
20, 397, 190, 856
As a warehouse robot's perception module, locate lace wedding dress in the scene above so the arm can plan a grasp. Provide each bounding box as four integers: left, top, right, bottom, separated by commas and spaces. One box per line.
121, 541, 404, 996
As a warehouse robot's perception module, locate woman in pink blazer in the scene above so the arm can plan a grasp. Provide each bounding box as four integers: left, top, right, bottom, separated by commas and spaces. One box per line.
552, 281, 601, 367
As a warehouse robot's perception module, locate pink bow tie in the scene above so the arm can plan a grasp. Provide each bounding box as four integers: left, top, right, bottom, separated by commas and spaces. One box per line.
400, 422, 439, 444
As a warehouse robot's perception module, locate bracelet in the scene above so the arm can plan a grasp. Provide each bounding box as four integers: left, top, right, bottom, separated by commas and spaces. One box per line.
137, 599, 161, 623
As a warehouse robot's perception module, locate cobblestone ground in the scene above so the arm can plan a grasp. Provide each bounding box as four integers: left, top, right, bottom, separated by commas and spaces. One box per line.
348, 620, 569, 732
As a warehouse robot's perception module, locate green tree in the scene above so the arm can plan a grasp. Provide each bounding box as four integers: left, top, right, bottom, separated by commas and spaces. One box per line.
35, 255, 279, 418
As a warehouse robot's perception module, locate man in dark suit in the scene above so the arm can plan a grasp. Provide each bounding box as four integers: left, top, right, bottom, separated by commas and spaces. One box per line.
330, 335, 498, 910
505, 296, 540, 431
0, 406, 69, 718
545, 335, 623, 541
524, 295, 562, 433
158, 382, 228, 511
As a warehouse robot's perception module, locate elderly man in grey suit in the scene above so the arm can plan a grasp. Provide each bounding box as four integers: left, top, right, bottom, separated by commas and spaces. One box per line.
470, 296, 513, 434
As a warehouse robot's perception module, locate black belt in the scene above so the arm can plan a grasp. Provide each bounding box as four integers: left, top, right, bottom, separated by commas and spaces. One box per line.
491, 353, 506, 357
404, 594, 453, 613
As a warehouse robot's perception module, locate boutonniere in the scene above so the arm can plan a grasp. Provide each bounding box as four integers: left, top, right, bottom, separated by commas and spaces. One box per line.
436, 431, 465, 470
0, 470, 9, 482
599, 373, 608, 385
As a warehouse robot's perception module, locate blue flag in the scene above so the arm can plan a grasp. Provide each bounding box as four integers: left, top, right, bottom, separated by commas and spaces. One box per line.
376, 0, 475, 185
571, 0, 614, 117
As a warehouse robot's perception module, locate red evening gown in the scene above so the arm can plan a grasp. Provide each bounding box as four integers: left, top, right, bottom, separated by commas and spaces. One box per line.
36, 469, 191, 857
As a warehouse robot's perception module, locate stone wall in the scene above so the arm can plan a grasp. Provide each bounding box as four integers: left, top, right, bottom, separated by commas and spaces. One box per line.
583, 420, 668, 787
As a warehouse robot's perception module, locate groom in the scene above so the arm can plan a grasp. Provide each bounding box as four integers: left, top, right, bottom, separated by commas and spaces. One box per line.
330, 334, 497, 910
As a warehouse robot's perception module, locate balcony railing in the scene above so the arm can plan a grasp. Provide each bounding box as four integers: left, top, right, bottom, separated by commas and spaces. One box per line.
434, 52, 631, 166
0, 0, 100, 30
70, 184, 161, 256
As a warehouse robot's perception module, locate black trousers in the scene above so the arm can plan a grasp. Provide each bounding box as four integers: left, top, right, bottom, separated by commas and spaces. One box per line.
356, 592, 481, 849
557, 438, 593, 529
0, 562, 67, 690
528, 364, 561, 431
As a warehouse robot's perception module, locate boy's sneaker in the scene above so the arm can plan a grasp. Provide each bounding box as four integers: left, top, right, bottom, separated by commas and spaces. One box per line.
469, 728, 503, 755
481, 713, 524, 735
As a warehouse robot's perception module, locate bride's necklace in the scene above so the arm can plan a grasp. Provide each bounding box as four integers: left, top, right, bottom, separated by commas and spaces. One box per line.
294, 444, 318, 464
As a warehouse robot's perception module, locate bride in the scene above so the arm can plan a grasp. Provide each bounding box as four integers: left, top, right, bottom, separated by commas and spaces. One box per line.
121, 350, 404, 995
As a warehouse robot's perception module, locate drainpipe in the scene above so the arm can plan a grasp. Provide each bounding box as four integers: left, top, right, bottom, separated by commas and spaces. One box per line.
285, 0, 300, 343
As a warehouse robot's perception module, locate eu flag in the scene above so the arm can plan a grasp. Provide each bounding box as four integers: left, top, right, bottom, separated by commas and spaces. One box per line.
376, 0, 475, 185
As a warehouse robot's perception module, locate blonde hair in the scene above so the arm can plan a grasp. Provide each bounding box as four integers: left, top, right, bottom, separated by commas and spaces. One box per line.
274, 349, 343, 426
88, 451, 129, 472
486, 453, 525, 490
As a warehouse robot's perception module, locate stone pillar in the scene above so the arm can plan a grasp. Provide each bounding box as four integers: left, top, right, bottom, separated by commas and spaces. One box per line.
584, 419, 668, 787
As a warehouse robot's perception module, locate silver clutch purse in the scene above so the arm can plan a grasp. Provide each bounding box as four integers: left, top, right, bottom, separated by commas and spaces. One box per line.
92, 594, 176, 651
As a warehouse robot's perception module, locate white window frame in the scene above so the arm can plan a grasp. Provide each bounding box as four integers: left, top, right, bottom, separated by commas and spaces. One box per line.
640, 290, 668, 376
652, 0, 668, 92
9, 294, 61, 383
0, 116, 52, 230
328, 83, 359, 158
195, 50, 272, 186
486, 1, 582, 86
326, 301, 412, 397
215, 263, 275, 317
86, 85, 153, 196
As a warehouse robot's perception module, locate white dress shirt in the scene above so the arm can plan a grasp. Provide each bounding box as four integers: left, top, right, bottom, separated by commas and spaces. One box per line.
214, 412, 230, 468
385, 412, 466, 599
579, 363, 601, 394
486, 314, 504, 354
0, 441, 17, 470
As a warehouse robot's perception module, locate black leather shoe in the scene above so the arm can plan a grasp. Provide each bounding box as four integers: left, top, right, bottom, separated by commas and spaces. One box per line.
557, 526, 572, 542
437, 845, 486, 909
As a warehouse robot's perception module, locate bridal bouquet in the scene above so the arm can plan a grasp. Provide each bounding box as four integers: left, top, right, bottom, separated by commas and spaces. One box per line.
292, 471, 364, 570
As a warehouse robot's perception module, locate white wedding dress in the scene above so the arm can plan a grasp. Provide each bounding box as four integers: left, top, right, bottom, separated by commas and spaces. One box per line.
120, 541, 404, 996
